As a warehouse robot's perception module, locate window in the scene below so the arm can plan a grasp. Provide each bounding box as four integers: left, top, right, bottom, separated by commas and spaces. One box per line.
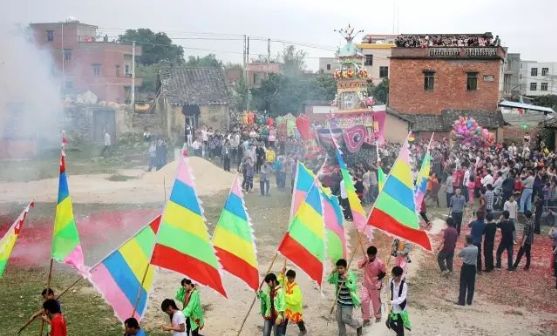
467, 72, 478, 91
364, 54, 373, 66
125, 64, 130, 76
63, 49, 72, 62
541, 83, 548, 91
65, 81, 74, 90
542, 67, 549, 76
92, 64, 101, 77
47, 30, 54, 42
424, 71, 435, 91
326, 64, 331, 71
531, 68, 538, 76
530, 82, 537, 91
115, 65, 121, 77
379, 66, 389, 78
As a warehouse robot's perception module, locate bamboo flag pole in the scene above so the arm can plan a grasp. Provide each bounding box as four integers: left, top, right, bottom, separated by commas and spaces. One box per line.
38, 259, 54, 336
326, 120, 367, 257
18, 276, 83, 334
236, 253, 279, 336
131, 175, 168, 318
328, 132, 414, 318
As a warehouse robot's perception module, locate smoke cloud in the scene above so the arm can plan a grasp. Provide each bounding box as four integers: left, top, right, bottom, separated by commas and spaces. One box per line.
0, 24, 62, 145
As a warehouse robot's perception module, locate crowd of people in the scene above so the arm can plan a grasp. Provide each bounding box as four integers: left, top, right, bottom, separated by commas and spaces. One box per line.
129, 120, 557, 336
395, 33, 501, 48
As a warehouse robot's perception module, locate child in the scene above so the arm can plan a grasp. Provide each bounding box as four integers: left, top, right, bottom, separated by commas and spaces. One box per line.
124, 317, 146, 336
358, 246, 387, 325
42, 299, 67, 336
176, 279, 204, 336
386, 266, 411, 336
160, 299, 187, 336
258, 273, 286, 336
279, 269, 307, 335
327, 259, 363, 336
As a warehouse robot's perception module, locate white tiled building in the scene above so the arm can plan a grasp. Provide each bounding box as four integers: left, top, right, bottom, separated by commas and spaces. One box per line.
520, 61, 557, 96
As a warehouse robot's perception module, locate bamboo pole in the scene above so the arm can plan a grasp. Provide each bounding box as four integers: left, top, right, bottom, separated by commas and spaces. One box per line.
236, 252, 279, 336
38, 259, 54, 336
18, 276, 82, 334
131, 176, 168, 318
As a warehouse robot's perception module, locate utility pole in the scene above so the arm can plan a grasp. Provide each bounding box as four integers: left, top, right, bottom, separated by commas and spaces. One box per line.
243, 35, 247, 69
131, 41, 136, 110
61, 22, 65, 90
267, 38, 271, 64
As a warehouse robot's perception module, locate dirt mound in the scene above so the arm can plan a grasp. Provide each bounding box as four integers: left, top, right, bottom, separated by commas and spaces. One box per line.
0, 157, 234, 204
145, 156, 235, 195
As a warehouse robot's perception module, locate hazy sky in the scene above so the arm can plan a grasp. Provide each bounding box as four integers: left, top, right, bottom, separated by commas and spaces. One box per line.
3, 0, 556, 70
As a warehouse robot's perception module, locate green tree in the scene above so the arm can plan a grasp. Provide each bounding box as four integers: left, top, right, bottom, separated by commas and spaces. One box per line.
119, 29, 184, 65
184, 54, 223, 68
311, 73, 337, 101
533, 95, 557, 111
232, 76, 249, 112
135, 63, 160, 93
281, 45, 306, 76
371, 79, 389, 104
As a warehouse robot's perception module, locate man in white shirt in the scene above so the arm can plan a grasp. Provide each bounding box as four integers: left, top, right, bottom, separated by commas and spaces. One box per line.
481, 169, 494, 188
161, 299, 187, 336
387, 266, 409, 336
101, 130, 111, 156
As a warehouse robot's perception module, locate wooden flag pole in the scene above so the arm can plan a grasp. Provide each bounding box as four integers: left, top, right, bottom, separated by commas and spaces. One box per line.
327, 232, 365, 318
131, 177, 168, 318
18, 276, 82, 334
236, 252, 279, 336
328, 132, 415, 320
38, 259, 54, 336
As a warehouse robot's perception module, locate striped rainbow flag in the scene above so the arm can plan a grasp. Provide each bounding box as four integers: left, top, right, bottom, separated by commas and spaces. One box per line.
89, 215, 161, 322
278, 180, 325, 285
378, 167, 386, 192
0, 202, 33, 278
335, 147, 372, 239
151, 157, 227, 297
414, 152, 432, 207
290, 162, 315, 219
52, 151, 87, 274
367, 139, 432, 251
321, 188, 348, 263
291, 162, 348, 262
213, 176, 259, 291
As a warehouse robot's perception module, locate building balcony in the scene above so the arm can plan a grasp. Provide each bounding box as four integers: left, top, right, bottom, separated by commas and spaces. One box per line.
391, 46, 506, 60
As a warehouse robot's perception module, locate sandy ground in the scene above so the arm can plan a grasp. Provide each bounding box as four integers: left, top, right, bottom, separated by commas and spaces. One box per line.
2, 156, 556, 336
0, 157, 235, 204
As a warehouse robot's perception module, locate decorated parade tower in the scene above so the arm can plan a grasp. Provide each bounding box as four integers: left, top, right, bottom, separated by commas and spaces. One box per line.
314, 25, 386, 167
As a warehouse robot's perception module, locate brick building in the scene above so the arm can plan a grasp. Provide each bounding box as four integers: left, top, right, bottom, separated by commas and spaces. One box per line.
30, 20, 142, 103
388, 33, 507, 137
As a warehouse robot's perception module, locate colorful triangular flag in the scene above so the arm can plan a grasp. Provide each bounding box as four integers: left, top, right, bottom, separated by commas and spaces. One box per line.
0, 202, 34, 277
151, 157, 227, 297
367, 138, 432, 251
213, 176, 259, 291
52, 150, 87, 274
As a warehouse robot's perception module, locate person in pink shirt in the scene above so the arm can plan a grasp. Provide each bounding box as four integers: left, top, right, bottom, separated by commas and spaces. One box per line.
467, 176, 475, 205
358, 246, 387, 326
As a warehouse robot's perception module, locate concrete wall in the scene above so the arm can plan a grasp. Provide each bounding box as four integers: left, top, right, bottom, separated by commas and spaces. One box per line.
383, 114, 409, 144
520, 61, 557, 96
390, 58, 502, 114
360, 47, 392, 85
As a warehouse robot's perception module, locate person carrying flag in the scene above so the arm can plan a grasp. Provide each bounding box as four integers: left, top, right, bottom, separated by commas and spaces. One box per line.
279, 269, 307, 336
